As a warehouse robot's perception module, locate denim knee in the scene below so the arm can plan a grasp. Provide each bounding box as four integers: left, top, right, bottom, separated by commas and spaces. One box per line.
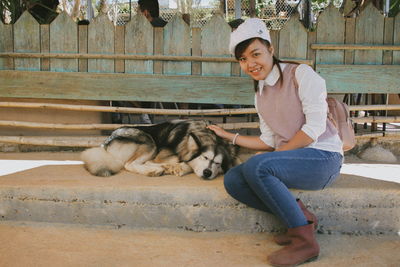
241, 154, 264, 182
223, 165, 242, 197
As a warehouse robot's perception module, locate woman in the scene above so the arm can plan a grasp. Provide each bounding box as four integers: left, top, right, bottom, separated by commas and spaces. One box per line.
207, 18, 343, 266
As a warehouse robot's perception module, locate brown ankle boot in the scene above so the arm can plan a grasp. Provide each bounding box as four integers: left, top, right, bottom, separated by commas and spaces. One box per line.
273, 199, 318, 246
268, 221, 319, 267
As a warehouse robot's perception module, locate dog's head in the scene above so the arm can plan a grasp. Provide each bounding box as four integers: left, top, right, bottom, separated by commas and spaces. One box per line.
181, 131, 239, 180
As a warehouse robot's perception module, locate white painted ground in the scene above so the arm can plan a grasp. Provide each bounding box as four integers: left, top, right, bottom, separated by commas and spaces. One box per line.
340, 163, 400, 184
0, 160, 83, 176
0, 159, 399, 184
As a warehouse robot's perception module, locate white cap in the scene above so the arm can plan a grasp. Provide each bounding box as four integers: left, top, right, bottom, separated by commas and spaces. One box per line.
229, 18, 271, 55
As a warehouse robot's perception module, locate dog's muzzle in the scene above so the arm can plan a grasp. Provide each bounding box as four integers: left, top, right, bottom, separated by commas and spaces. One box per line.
202, 169, 212, 179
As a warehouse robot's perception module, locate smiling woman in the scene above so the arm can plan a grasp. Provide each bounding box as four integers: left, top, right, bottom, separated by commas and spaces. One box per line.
206, 18, 345, 266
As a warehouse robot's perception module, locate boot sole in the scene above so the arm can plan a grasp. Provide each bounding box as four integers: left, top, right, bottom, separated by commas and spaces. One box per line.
273, 222, 318, 246
269, 255, 319, 267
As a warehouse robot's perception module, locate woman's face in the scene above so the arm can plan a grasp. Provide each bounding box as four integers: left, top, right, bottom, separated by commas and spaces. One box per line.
238, 39, 274, 81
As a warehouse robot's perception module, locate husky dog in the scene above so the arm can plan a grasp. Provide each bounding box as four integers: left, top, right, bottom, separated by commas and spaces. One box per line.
81, 120, 240, 180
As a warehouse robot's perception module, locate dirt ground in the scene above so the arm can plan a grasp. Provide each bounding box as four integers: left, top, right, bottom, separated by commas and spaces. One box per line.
0, 221, 399, 267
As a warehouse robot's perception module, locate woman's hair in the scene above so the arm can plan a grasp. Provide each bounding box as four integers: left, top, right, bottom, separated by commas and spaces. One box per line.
234, 37, 297, 92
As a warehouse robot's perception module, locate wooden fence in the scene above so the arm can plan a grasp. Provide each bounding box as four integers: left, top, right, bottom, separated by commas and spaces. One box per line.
1, 5, 398, 77
0, 3, 399, 147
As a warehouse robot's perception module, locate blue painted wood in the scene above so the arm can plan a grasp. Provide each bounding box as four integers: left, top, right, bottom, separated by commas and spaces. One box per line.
316, 6, 345, 64
88, 13, 114, 73
0, 23, 13, 70
279, 13, 307, 60
355, 3, 384, 64
13, 12, 40, 71
163, 14, 191, 75
316, 64, 400, 93
125, 12, 153, 74
50, 12, 78, 72
201, 14, 231, 77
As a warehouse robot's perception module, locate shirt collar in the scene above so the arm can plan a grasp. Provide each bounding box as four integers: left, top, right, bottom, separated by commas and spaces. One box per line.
258, 63, 286, 95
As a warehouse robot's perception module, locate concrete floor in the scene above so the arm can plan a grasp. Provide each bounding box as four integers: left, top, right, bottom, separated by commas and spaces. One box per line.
0, 152, 399, 266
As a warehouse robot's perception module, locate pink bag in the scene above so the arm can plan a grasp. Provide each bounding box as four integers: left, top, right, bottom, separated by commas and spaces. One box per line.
327, 97, 356, 151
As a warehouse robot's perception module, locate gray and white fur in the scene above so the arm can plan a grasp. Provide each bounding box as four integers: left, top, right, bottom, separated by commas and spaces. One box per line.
81, 120, 240, 180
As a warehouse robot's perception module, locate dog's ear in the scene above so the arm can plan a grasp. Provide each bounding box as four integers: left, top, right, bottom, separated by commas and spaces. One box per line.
220, 143, 241, 173
221, 159, 230, 173
180, 132, 201, 162
188, 132, 202, 150
216, 145, 230, 173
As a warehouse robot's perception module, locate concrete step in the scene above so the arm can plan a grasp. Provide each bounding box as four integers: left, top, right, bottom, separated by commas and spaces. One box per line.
1, 221, 399, 267
0, 152, 399, 235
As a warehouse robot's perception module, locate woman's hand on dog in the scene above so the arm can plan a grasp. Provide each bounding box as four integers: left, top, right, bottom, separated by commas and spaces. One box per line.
207, 125, 233, 141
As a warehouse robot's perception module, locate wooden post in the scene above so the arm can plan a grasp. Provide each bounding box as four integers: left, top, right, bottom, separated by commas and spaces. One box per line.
344, 18, 355, 65
249, 0, 256, 17
192, 27, 202, 75
78, 24, 88, 72
115, 25, 125, 73
0, 24, 14, 70
153, 27, 163, 74
40, 25, 50, 71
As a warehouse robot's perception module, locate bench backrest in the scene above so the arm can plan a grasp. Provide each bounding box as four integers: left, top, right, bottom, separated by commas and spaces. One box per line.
1, 64, 399, 106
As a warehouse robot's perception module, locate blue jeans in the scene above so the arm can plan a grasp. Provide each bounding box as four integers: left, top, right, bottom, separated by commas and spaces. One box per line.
224, 148, 342, 228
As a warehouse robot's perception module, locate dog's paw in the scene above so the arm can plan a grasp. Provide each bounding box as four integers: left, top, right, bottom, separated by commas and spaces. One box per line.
163, 163, 190, 176
144, 166, 165, 177
162, 163, 181, 176
124, 163, 164, 177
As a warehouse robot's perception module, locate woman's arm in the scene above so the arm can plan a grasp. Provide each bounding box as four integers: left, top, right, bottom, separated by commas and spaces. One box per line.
275, 130, 314, 152
207, 125, 274, 151
296, 64, 328, 141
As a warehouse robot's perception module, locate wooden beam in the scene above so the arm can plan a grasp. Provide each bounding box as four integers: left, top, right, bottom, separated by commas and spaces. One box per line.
1, 115, 400, 131
351, 116, 400, 123
0, 52, 313, 65
0, 136, 105, 147
348, 104, 400, 111
311, 44, 400, 51
1, 131, 400, 147
0, 52, 236, 62
1, 102, 399, 113
0, 102, 257, 115
0, 120, 124, 130
0, 120, 260, 131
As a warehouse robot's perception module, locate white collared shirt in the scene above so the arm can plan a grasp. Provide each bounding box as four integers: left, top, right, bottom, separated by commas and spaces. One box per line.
255, 63, 343, 154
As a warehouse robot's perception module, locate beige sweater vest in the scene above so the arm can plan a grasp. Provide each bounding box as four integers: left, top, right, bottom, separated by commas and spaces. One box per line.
256, 64, 337, 149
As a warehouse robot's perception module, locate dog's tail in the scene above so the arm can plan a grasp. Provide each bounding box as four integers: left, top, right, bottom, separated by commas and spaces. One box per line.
81, 147, 124, 177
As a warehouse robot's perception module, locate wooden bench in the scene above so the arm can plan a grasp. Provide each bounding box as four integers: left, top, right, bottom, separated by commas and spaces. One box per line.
0, 63, 399, 147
